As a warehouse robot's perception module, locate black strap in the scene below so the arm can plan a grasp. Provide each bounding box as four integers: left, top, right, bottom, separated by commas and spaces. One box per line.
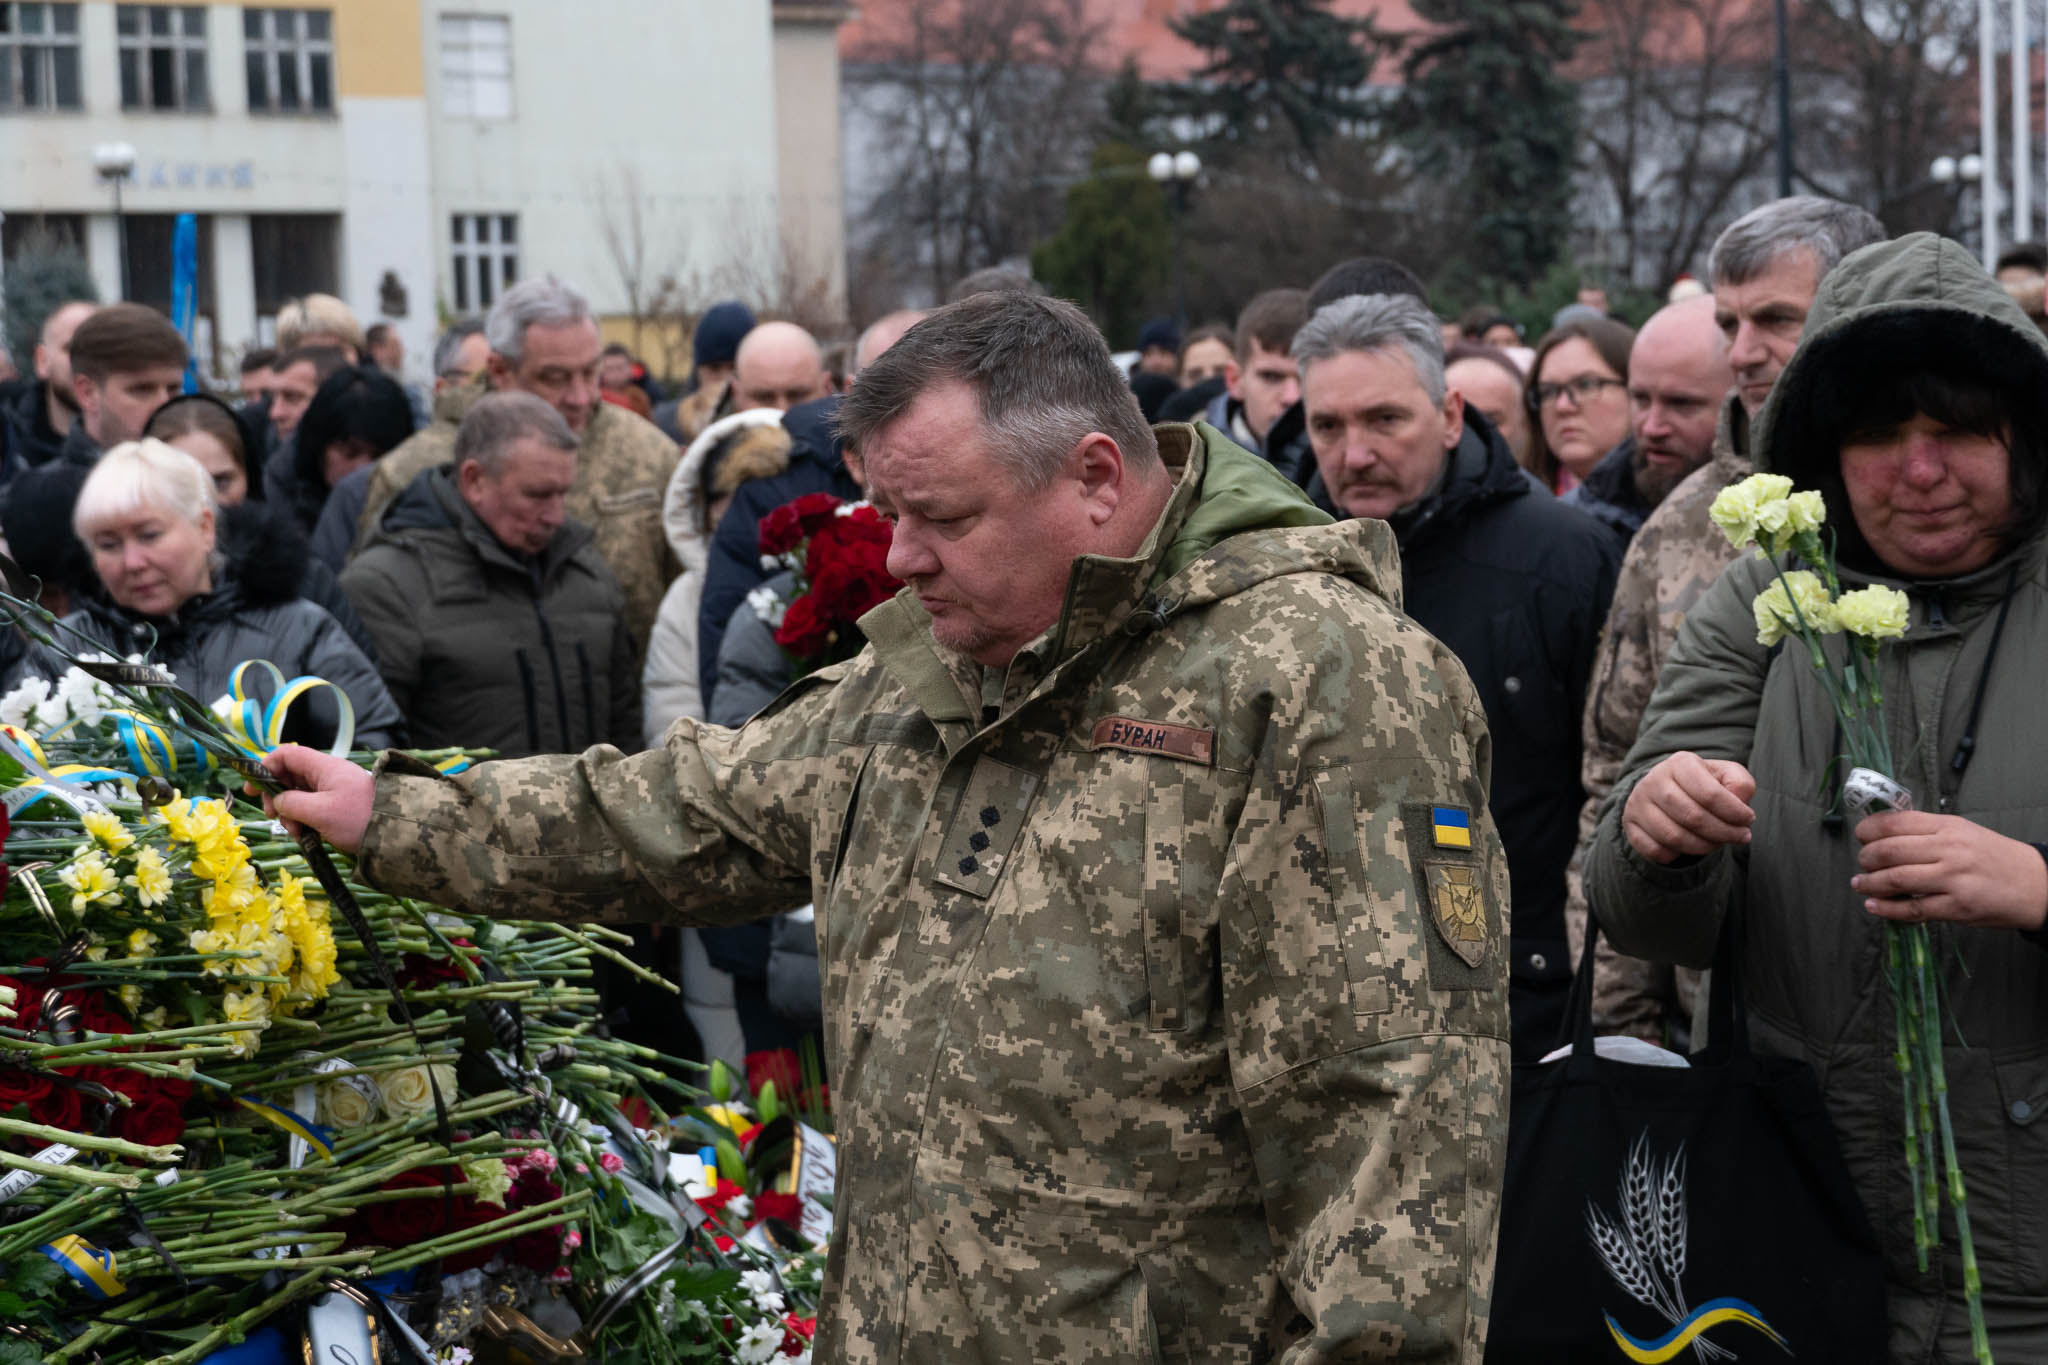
1571, 901, 1749, 1069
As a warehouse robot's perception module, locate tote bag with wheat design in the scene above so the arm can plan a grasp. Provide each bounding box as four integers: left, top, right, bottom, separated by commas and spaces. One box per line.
1485, 909, 1885, 1363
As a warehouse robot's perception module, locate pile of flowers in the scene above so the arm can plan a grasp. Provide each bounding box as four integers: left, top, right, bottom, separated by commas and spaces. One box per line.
1710, 472, 1986, 1364
748, 492, 901, 671
0, 601, 835, 1363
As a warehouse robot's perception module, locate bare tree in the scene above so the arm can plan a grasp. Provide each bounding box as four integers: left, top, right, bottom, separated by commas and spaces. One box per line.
1793, 0, 1978, 233
844, 0, 1108, 302
1576, 0, 1779, 285
589, 164, 667, 359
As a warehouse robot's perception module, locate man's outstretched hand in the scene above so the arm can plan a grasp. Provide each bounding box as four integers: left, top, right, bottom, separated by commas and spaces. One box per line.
254, 744, 375, 855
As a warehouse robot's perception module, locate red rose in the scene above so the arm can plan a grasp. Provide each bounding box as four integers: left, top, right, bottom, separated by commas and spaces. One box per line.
362, 1167, 484, 1245
758, 504, 804, 557
78, 1002, 132, 1042
509, 1225, 563, 1272
117, 1092, 185, 1147
774, 594, 835, 659
747, 1049, 803, 1099
755, 1191, 803, 1228
0, 1066, 52, 1111
28, 1082, 81, 1132
511, 1166, 562, 1210
783, 1314, 817, 1349
790, 492, 843, 537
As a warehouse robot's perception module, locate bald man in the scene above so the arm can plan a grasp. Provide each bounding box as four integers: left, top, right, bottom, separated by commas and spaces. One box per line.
1562, 293, 1732, 548
854, 310, 927, 376
733, 320, 833, 411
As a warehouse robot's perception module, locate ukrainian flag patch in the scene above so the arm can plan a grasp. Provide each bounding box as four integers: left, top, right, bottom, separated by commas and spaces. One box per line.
1430, 806, 1472, 849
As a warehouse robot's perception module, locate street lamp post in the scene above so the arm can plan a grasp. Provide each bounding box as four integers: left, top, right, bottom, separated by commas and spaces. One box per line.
92, 141, 137, 301
1148, 149, 1202, 332
1931, 152, 1987, 256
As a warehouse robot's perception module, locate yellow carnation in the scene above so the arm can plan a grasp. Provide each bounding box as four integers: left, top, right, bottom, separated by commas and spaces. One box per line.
125, 847, 172, 908
81, 810, 135, 853
1753, 570, 1840, 646
1709, 473, 1795, 551
58, 851, 121, 913
1783, 489, 1826, 536
461, 1157, 514, 1207
1832, 584, 1910, 639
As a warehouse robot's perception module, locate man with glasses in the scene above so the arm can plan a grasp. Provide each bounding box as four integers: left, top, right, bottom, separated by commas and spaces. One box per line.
1300, 291, 1619, 1060
1562, 294, 1734, 550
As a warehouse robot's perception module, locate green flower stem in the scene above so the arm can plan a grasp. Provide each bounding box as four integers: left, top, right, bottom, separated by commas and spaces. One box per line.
0, 1020, 258, 1056
1888, 927, 1931, 1271
0, 1115, 181, 1162
349, 1180, 480, 1204
365, 1188, 595, 1273
0, 1148, 140, 1188
550, 925, 680, 992
156, 1267, 334, 1363
1915, 933, 1993, 1365
44, 1288, 170, 1362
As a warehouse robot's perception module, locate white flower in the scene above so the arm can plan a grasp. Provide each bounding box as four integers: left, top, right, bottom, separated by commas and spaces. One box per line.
725, 1193, 752, 1221
31, 690, 68, 731
746, 585, 788, 630
735, 1321, 784, 1364
0, 676, 49, 731
740, 1268, 785, 1313
56, 668, 106, 725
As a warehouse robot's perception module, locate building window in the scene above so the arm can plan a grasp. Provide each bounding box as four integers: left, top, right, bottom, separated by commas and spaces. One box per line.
251, 214, 339, 317
243, 8, 332, 113
439, 14, 510, 119
0, 3, 82, 111
117, 5, 209, 111
450, 214, 516, 312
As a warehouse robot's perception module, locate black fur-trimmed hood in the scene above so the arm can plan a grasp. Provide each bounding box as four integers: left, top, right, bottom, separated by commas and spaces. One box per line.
214, 500, 314, 608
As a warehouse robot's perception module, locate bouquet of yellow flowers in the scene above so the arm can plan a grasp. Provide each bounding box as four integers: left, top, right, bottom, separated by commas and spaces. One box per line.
1710, 472, 1988, 1364
0, 595, 833, 1364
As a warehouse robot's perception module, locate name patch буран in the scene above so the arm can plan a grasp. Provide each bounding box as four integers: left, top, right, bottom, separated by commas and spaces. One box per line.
1089, 716, 1216, 765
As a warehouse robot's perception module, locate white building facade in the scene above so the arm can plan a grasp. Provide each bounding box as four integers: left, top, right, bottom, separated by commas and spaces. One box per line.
0, 0, 847, 383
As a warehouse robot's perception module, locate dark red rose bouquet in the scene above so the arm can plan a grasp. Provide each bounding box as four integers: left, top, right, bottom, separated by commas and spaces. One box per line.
753, 493, 903, 673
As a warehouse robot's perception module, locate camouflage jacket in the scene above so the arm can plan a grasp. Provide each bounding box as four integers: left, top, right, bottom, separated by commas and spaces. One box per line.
1563, 396, 1751, 1038
357, 423, 1512, 1363
352, 397, 680, 656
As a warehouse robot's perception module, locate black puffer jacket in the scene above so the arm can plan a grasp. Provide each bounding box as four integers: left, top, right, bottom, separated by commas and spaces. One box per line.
1311, 408, 1621, 1060
60, 518, 404, 752
0, 379, 70, 473
340, 466, 640, 758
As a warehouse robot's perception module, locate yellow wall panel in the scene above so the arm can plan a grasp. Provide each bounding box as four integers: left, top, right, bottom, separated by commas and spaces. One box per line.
256, 0, 426, 99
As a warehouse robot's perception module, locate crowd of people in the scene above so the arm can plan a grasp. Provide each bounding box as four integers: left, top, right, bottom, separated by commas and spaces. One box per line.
4, 192, 2047, 1359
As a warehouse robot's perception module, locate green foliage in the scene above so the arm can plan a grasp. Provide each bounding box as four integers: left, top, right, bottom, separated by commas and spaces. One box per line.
1399, 0, 1581, 288
1434, 258, 1659, 341
2, 225, 97, 375
1166, 0, 1398, 167
1031, 142, 1172, 344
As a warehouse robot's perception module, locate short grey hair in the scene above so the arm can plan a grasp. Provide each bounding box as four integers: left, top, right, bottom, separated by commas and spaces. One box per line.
1292, 293, 1448, 403
484, 274, 592, 366
454, 391, 577, 476
433, 319, 486, 378
1708, 196, 1886, 288
837, 292, 1156, 490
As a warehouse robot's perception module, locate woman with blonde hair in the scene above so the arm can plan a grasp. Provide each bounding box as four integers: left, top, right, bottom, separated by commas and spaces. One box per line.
63, 438, 402, 749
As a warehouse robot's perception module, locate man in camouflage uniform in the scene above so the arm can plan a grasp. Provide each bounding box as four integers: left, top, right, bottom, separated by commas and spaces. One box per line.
273, 292, 1512, 1362
1565, 196, 1885, 1040
351, 274, 679, 657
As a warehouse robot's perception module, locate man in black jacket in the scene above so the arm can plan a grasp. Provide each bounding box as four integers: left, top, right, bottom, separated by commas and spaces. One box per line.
0, 300, 95, 474
1298, 291, 1619, 1061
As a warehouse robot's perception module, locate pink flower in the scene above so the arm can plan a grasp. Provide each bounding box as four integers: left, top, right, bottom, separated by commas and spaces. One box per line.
573, 1161, 589, 1175
598, 1152, 624, 1174
525, 1150, 557, 1175
560, 1228, 582, 1253
549, 1266, 573, 1284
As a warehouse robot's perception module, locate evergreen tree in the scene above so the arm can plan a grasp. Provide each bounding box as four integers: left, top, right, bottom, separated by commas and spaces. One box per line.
1399, 0, 1582, 288
1166, 0, 1398, 168
3, 225, 97, 375
1031, 143, 1172, 344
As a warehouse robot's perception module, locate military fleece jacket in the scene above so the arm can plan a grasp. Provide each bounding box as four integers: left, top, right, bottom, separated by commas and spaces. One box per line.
1586, 233, 2048, 1361
359, 422, 1513, 1363
341, 466, 640, 759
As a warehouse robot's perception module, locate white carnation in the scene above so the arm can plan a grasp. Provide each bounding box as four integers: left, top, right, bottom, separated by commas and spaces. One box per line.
0, 676, 49, 730
735, 1322, 783, 1365
746, 586, 788, 630
57, 668, 106, 725
32, 690, 69, 731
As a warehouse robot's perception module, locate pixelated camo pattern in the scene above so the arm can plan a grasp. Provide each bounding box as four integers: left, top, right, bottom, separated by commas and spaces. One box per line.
360, 426, 1511, 1363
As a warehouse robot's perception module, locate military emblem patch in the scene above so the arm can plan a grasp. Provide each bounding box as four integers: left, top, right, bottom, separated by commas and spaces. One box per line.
1425, 861, 1490, 967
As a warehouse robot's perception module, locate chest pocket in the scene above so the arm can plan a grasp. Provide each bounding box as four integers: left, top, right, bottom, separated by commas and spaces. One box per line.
929, 757, 1040, 899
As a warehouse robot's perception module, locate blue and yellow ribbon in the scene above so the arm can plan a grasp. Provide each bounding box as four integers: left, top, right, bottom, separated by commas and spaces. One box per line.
225, 660, 356, 760
234, 1095, 336, 1161
40, 1234, 125, 1299
1604, 1298, 1789, 1363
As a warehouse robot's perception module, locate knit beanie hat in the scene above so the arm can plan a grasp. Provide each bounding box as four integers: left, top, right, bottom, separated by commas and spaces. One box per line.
694, 302, 758, 369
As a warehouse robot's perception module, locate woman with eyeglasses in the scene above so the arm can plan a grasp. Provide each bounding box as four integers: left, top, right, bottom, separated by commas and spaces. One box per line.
1525, 317, 1636, 493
